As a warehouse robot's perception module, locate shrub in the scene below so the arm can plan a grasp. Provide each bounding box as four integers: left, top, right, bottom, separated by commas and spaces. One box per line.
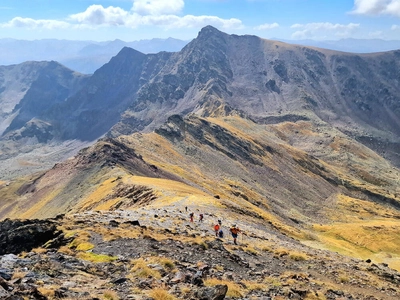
148, 288, 177, 300
131, 258, 161, 279
103, 290, 119, 300
289, 252, 308, 261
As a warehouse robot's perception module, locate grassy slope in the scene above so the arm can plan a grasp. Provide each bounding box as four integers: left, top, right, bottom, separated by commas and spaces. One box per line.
1, 115, 400, 271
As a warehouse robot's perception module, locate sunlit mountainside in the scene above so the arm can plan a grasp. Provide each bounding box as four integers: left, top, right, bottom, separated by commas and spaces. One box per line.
0, 26, 400, 299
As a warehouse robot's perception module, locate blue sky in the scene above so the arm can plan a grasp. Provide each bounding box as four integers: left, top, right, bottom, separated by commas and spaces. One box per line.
0, 0, 400, 41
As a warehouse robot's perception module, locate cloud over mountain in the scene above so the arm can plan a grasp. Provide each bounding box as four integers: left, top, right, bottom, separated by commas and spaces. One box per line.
291, 22, 360, 39
352, 0, 400, 17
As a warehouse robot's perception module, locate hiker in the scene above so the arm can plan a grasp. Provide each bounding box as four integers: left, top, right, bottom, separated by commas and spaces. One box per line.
230, 225, 240, 245
213, 223, 220, 236
218, 229, 224, 238
199, 213, 204, 222
185, 206, 188, 212
218, 219, 222, 226
190, 212, 194, 222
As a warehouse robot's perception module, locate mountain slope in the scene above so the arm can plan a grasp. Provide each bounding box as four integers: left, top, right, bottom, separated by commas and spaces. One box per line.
0, 61, 89, 137
116, 26, 400, 165
2, 113, 400, 269
1, 25, 400, 269
6, 26, 395, 168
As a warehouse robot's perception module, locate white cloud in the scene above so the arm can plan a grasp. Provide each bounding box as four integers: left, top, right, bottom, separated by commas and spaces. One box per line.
291, 22, 360, 39
369, 30, 384, 37
0, 1, 242, 32
132, 0, 184, 15
392, 24, 400, 29
1, 17, 70, 29
351, 0, 400, 17
254, 23, 279, 30
140, 14, 242, 29
69, 5, 130, 26
68, 3, 242, 30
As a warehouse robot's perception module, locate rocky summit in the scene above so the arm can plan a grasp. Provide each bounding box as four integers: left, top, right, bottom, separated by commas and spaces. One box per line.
0, 26, 400, 299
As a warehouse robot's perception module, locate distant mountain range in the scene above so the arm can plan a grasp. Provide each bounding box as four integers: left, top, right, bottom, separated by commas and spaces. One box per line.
0, 38, 189, 74
1, 37, 400, 75
275, 38, 400, 53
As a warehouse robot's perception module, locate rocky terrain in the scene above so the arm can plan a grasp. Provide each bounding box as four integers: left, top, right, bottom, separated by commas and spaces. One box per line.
1, 26, 400, 299
1, 206, 400, 300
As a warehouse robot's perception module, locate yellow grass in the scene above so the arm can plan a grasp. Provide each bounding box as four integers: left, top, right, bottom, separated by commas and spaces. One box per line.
275, 121, 318, 138
12, 272, 27, 279
32, 247, 48, 254
312, 219, 400, 271
57, 246, 75, 256
77, 252, 118, 263
103, 290, 119, 300
37, 287, 55, 298
304, 292, 327, 300
78, 177, 120, 211
76, 242, 95, 251
241, 280, 266, 291
68, 230, 92, 250
289, 251, 308, 261
325, 194, 400, 222
242, 245, 259, 255
264, 276, 282, 287
19, 188, 62, 219
130, 258, 162, 279
147, 288, 177, 300
92, 225, 141, 242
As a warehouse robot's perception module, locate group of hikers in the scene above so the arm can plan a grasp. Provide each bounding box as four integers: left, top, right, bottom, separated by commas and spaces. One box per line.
214, 220, 241, 244
187, 209, 242, 245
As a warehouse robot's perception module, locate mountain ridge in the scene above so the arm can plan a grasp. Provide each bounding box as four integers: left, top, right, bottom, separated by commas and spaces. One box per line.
1, 26, 400, 299
1, 26, 400, 171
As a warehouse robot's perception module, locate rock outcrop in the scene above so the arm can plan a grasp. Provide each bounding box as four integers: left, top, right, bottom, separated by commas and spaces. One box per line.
0, 218, 62, 255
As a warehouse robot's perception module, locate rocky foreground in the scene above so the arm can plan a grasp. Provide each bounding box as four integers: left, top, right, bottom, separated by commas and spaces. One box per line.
1, 208, 400, 300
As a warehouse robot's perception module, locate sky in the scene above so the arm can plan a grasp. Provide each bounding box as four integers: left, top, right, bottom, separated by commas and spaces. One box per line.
0, 0, 400, 42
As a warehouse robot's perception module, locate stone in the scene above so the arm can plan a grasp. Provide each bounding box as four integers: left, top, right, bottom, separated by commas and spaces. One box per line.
192, 271, 204, 286
222, 272, 234, 281
112, 277, 128, 285
195, 284, 228, 300
0, 219, 60, 255
170, 271, 185, 284
0, 269, 12, 281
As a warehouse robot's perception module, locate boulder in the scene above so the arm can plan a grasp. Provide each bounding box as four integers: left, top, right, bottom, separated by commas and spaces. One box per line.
0, 218, 61, 255
195, 284, 228, 300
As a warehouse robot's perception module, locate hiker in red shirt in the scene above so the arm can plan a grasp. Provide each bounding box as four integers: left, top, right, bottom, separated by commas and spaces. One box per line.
214, 223, 220, 236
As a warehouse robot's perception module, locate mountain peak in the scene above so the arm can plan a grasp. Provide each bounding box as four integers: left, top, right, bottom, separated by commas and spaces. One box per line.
197, 25, 225, 39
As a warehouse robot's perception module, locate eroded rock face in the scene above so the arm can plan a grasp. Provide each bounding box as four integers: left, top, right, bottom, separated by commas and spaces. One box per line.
0, 218, 61, 255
